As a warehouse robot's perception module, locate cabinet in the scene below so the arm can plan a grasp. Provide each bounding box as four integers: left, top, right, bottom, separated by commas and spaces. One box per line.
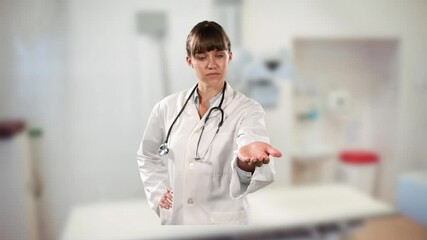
0, 122, 39, 240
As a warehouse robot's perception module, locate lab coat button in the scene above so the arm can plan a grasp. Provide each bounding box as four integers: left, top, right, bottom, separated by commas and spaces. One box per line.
189, 162, 194, 167
187, 198, 194, 205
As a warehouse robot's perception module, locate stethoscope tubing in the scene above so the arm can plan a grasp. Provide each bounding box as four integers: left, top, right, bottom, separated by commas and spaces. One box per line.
159, 82, 226, 157
164, 84, 198, 145
195, 106, 224, 160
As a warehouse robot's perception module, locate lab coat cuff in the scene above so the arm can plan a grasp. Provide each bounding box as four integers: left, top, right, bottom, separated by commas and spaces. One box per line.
234, 158, 252, 184
230, 157, 275, 199
252, 159, 276, 182
146, 183, 168, 217
230, 155, 249, 198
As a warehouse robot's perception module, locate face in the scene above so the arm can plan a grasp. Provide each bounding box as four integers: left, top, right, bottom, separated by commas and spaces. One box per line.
186, 50, 232, 86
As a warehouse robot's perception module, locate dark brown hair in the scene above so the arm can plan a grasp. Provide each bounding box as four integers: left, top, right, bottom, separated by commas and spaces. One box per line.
186, 21, 231, 57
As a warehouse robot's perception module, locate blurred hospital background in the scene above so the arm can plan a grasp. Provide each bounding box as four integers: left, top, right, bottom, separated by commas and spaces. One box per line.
1, 0, 427, 239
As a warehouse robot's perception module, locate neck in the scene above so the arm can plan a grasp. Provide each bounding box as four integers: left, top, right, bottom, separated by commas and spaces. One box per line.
197, 81, 224, 104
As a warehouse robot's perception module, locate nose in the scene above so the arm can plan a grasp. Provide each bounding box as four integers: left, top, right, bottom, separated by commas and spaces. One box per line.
207, 56, 217, 69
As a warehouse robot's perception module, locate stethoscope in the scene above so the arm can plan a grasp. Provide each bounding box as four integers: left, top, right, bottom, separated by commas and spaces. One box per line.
158, 82, 226, 160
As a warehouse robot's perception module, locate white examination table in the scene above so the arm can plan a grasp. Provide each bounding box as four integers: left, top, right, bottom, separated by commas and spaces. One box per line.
61, 184, 394, 240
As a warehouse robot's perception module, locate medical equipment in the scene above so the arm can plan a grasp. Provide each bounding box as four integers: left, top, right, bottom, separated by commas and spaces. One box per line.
158, 82, 226, 160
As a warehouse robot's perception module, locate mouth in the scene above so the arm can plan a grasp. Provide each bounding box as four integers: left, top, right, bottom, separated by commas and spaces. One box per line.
206, 73, 220, 76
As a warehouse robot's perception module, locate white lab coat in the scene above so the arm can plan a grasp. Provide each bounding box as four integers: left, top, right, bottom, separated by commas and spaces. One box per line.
137, 83, 275, 225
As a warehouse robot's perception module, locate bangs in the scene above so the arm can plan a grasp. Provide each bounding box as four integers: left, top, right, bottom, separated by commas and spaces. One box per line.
190, 28, 228, 56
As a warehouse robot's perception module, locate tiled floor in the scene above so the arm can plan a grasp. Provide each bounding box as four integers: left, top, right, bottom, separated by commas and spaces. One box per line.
351, 215, 427, 240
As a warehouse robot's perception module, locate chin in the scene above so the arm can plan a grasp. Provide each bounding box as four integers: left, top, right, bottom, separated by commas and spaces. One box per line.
202, 78, 224, 85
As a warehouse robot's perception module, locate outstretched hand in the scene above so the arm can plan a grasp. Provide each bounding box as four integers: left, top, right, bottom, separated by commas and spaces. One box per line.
237, 142, 282, 172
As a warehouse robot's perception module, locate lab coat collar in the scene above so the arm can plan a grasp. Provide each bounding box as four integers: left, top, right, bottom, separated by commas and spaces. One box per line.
193, 89, 223, 111
183, 82, 234, 120
185, 82, 234, 107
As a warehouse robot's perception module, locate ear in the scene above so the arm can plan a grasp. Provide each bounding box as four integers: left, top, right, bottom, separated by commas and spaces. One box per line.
186, 56, 193, 67
228, 51, 233, 62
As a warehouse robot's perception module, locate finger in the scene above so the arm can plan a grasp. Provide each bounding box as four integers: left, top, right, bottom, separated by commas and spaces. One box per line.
161, 204, 170, 209
237, 153, 250, 162
165, 192, 173, 201
161, 195, 170, 204
165, 196, 172, 205
263, 158, 270, 164
266, 146, 282, 158
261, 154, 270, 161
249, 157, 257, 163
160, 198, 169, 209
162, 198, 172, 209
237, 156, 251, 167
255, 161, 263, 167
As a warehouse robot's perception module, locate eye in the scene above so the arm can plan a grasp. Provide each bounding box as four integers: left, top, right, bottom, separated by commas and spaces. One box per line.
195, 55, 206, 61
215, 53, 225, 58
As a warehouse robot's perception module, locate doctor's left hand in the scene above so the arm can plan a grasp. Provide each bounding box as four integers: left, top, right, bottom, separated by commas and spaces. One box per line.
237, 142, 282, 171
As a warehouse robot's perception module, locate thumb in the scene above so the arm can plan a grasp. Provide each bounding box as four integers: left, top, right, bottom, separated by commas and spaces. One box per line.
266, 145, 282, 158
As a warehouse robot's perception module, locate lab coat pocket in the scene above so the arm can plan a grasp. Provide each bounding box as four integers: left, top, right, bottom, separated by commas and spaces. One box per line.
159, 208, 172, 225
210, 210, 248, 225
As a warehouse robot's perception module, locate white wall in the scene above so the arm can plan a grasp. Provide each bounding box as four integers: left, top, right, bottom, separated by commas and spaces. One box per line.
242, 0, 427, 202
65, 0, 213, 202
62, 1, 213, 240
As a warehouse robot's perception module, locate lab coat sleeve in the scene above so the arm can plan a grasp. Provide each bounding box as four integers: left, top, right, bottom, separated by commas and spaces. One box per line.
137, 102, 169, 216
230, 101, 276, 199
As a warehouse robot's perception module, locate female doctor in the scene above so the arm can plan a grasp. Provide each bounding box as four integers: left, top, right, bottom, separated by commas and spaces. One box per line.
137, 21, 282, 225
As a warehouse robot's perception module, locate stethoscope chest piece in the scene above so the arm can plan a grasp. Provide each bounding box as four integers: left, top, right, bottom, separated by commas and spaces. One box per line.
158, 143, 169, 156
